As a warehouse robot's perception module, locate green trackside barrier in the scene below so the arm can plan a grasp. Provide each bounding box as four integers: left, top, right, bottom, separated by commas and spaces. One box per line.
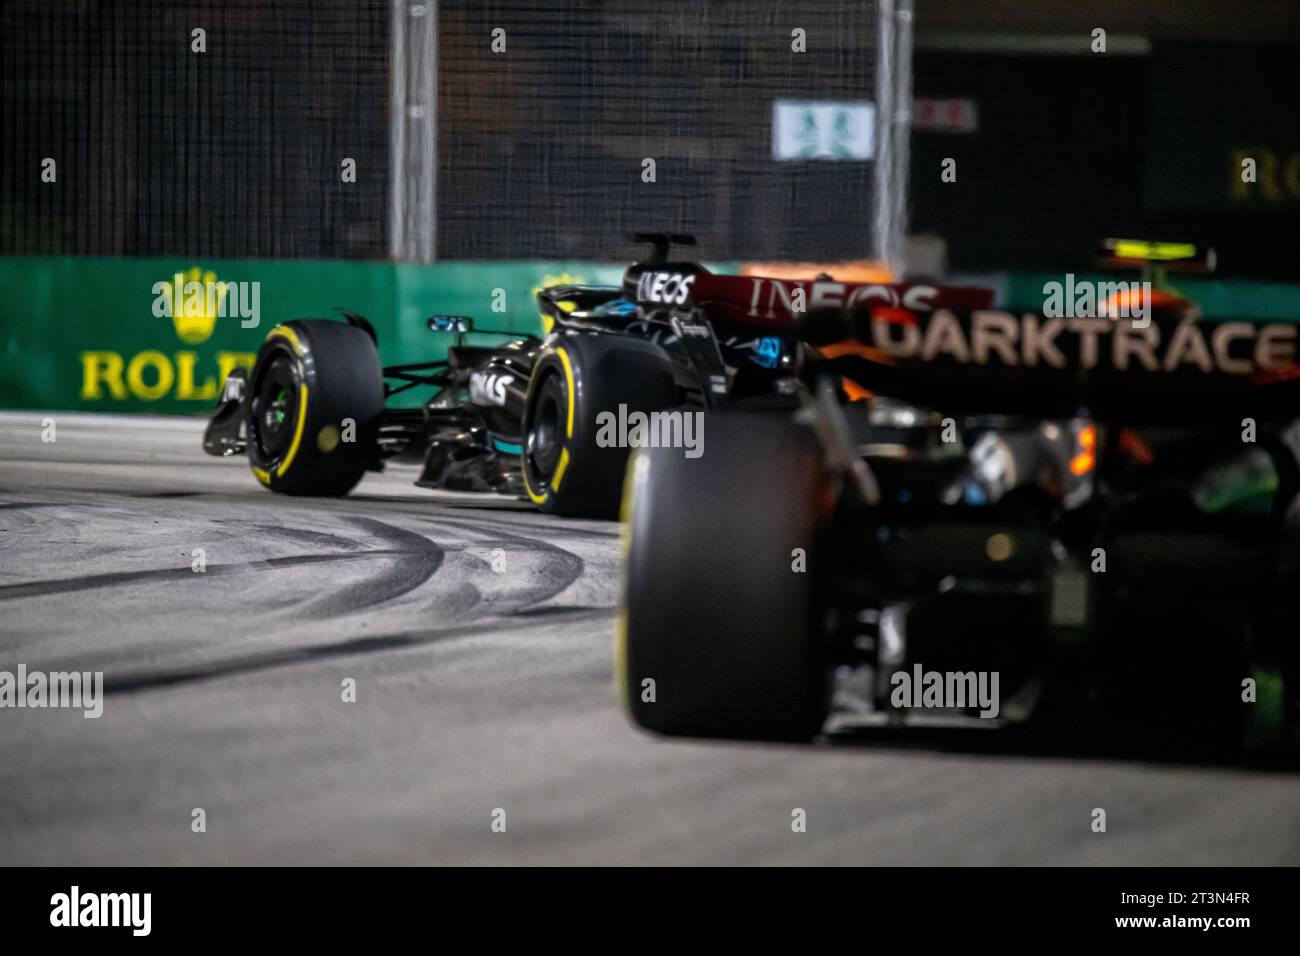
3, 257, 1298, 414
0, 256, 630, 413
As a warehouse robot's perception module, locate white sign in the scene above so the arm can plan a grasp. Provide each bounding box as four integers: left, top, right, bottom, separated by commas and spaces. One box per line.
772, 100, 875, 161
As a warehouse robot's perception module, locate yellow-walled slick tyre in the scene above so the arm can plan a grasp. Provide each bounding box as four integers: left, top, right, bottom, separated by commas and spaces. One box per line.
619, 413, 834, 740
521, 334, 677, 519
246, 320, 383, 496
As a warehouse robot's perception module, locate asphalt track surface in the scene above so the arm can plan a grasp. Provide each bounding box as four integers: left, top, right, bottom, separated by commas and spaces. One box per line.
1, 411, 1298, 865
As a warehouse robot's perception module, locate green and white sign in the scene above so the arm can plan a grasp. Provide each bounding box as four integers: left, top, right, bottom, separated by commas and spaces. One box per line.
772, 100, 875, 161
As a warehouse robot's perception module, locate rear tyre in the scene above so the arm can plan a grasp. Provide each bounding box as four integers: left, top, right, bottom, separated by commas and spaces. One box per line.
521, 334, 678, 518
247, 320, 383, 496
620, 413, 834, 740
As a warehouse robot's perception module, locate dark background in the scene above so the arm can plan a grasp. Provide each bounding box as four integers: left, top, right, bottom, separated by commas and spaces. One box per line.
910, 0, 1300, 279
1, 1, 1298, 275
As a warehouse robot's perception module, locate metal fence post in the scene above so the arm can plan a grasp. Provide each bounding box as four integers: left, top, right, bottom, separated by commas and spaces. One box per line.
390, 0, 438, 263
874, 0, 912, 275
893, 0, 914, 276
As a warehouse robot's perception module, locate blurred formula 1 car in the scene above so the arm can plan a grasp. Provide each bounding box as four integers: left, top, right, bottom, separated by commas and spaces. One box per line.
620, 241, 1300, 749
203, 234, 991, 518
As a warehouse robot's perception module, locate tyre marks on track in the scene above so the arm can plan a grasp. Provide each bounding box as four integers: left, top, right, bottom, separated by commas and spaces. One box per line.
99, 607, 614, 696
0, 551, 421, 603
0, 489, 614, 686
291, 516, 445, 618
412, 515, 596, 618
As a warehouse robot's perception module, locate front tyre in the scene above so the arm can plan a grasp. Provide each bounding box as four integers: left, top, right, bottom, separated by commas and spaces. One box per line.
247, 320, 383, 496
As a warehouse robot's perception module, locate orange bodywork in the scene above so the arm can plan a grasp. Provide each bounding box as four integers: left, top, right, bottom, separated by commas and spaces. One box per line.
740, 261, 894, 282
814, 306, 914, 401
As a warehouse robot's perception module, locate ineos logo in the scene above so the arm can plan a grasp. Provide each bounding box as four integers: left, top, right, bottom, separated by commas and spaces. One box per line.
744, 279, 939, 319
847, 284, 939, 310
636, 271, 695, 306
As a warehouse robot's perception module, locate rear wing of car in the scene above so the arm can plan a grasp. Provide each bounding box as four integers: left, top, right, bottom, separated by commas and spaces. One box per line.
620, 260, 995, 334
618, 232, 996, 334
802, 305, 1300, 425
689, 272, 995, 332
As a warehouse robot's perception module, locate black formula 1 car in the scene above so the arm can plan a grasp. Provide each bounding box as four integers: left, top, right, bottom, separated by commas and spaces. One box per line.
203, 234, 990, 518
620, 243, 1300, 751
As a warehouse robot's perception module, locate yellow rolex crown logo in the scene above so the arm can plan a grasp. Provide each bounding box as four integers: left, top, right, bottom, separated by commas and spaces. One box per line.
159, 266, 229, 345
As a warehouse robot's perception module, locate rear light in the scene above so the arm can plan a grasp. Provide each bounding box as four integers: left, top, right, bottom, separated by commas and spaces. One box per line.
1069, 424, 1097, 476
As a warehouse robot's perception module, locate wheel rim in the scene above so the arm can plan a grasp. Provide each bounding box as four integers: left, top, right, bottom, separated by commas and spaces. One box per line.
252, 352, 300, 461
526, 373, 565, 484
